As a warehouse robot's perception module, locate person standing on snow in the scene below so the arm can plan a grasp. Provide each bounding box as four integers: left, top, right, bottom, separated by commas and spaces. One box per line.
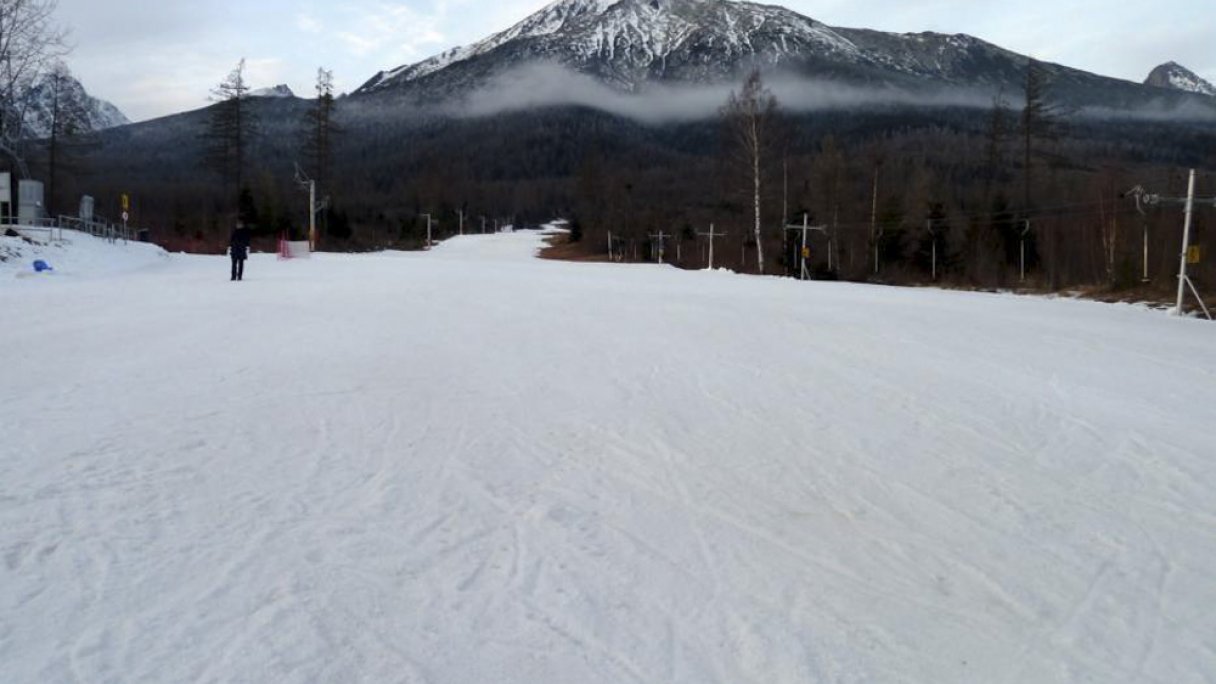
229, 221, 251, 281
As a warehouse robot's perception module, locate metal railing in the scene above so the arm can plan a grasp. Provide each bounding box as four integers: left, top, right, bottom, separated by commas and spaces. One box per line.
2, 215, 138, 245
57, 215, 137, 243
2, 218, 60, 243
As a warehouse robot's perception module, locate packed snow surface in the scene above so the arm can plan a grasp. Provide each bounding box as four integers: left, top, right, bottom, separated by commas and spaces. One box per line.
2, 229, 1215, 683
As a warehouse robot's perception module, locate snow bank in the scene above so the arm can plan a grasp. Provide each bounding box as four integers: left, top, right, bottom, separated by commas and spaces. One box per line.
1, 229, 1214, 683
0, 229, 169, 282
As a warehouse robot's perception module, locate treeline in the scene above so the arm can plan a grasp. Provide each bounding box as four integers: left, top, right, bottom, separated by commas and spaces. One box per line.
57, 63, 1216, 304
573, 113, 1215, 294
569, 69, 1216, 301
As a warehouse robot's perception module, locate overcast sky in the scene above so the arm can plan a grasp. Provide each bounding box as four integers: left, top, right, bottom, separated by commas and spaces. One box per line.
56, 0, 1215, 122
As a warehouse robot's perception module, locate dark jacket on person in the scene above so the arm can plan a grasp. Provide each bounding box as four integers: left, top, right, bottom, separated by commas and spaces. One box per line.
229, 227, 251, 260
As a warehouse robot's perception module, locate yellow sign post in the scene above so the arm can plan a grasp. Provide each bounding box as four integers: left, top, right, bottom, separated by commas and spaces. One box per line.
1188, 246, 1202, 265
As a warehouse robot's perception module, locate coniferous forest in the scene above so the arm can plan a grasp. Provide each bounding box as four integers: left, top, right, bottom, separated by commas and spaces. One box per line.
44, 68, 1216, 302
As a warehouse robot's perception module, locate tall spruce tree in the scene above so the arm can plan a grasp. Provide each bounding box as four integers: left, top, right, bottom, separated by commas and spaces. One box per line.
1020, 58, 1060, 211
302, 68, 338, 195
984, 90, 1010, 201
203, 59, 258, 207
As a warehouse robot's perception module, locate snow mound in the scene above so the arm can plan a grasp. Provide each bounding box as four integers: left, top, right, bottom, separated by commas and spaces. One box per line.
0, 229, 170, 281
426, 227, 565, 262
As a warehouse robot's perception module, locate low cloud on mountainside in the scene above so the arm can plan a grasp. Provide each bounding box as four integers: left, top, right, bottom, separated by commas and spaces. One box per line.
448, 63, 1216, 124
450, 63, 992, 123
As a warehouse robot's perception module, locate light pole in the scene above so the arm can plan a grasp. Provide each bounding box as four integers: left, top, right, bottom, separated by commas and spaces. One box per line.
295, 164, 327, 252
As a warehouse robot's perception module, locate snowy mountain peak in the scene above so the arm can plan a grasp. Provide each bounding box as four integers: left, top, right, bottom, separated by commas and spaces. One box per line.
250, 84, 296, 98
359, 0, 625, 90
351, 0, 1216, 116
356, 0, 862, 94
21, 70, 130, 139
1145, 62, 1216, 97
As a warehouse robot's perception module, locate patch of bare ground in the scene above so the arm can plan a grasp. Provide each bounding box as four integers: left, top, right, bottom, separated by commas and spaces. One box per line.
538, 232, 615, 263
1074, 284, 1214, 315
537, 233, 1214, 318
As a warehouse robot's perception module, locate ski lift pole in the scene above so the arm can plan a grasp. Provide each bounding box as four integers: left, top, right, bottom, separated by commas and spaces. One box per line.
649, 231, 670, 263
1174, 169, 1211, 319
697, 223, 727, 270
785, 213, 827, 281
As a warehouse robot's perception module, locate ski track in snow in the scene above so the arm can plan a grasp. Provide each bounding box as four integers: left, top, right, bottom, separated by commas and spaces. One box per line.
2, 228, 1215, 683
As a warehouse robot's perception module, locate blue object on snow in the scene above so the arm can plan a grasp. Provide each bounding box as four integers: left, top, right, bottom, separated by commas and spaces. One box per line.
33, 259, 53, 273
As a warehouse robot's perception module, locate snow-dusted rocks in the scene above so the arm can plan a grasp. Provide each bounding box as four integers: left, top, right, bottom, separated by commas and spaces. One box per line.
352, 0, 1211, 116
1145, 61, 1216, 97
362, 0, 966, 95
21, 71, 129, 138
359, 0, 868, 93
250, 84, 297, 98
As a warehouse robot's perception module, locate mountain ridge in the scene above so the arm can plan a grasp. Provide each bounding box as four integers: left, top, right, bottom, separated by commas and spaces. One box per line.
353, 0, 1214, 117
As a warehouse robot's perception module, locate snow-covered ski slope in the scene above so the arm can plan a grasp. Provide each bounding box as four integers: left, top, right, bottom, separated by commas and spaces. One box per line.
2, 229, 1214, 683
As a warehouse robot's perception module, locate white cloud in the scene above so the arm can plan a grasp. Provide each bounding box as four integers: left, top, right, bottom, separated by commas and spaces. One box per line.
336, 3, 447, 63
243, 58, 288, 89
296, 13, 323, 35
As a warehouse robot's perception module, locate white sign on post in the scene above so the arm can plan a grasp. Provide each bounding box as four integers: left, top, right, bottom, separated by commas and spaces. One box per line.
0, 172, 10, 205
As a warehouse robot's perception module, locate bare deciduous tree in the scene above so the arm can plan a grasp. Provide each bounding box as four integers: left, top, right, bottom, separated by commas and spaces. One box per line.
0, 0, 69, 176
42, 61, 91, 214
722, 70, 779, 274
